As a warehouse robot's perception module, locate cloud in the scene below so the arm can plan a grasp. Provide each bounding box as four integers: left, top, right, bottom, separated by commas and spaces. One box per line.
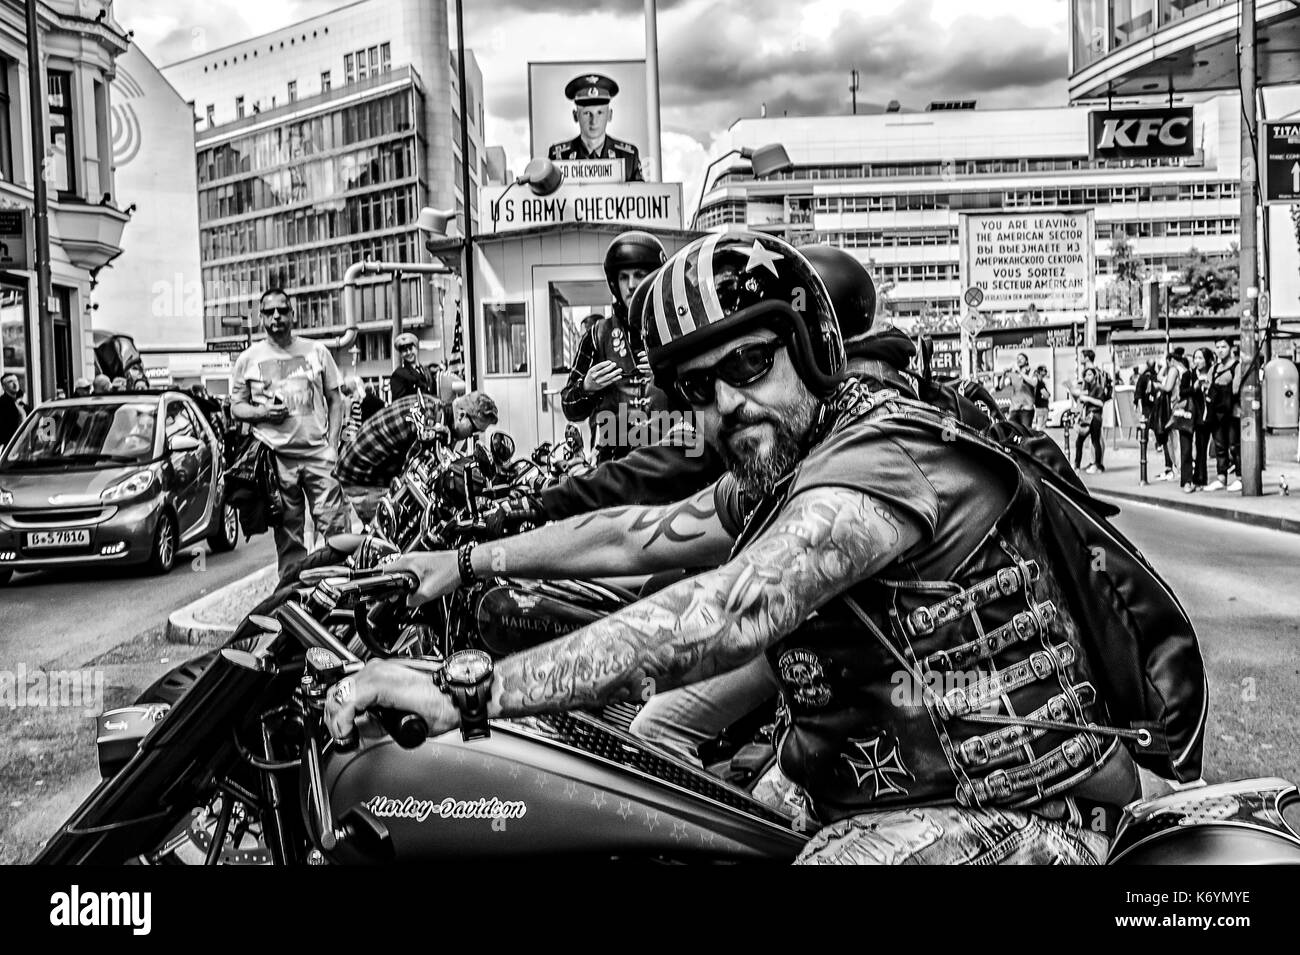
651, 0, 1068, 140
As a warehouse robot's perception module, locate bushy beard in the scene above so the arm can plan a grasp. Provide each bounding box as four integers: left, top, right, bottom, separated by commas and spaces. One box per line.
717, 390, 820, 498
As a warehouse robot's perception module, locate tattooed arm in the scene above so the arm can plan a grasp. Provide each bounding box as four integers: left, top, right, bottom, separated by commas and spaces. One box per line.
329, 488, 919, 739
391, 484, 736, 605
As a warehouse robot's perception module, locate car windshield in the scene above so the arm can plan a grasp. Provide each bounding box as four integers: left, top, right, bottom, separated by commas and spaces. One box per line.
0, 402, 159, 470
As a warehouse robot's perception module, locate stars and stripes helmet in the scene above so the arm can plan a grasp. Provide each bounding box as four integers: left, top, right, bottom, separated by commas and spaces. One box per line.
643, 231, 844, 397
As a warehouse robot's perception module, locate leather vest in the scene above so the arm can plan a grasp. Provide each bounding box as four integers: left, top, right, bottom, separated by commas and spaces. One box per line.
737, 388, 1124, 823
589, 314, 670, 451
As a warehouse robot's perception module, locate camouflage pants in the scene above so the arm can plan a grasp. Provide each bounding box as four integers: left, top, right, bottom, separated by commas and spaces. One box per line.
795, 804, 1110, 865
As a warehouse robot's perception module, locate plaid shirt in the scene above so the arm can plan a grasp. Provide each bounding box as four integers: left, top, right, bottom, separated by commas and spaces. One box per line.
335, 394, 446, 486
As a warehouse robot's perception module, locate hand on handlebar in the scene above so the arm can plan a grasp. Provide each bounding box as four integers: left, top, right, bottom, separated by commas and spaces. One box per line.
323, 658, 459, 745
390, 551, 462, 606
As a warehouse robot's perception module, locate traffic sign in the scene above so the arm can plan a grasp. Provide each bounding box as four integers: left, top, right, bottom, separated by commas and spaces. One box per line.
959, 309, 986, 337
1259, 290, 1271, 322
963, 286, 984, 309
206, 340, 246, 353
1263, 121, 1300, 205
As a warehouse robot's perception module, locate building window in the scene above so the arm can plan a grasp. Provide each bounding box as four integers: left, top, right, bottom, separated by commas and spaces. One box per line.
380, 42, 391, 72
344, 54, 354, 84
287, 80, 297, 102
368, 46, 379, 77
205, 104, 215, 127
235, 95, 245, 119
47, 70, 76, 196
321, 70, 331, 92
0, 58, 13, 181
483, 302, 528, 375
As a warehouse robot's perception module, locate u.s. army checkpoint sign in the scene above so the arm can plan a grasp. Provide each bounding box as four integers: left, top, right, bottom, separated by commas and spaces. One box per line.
482, 181, 682, 233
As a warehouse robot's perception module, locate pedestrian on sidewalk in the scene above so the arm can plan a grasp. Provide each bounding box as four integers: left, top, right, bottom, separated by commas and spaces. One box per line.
1005, 352, 1037, 431
1032, 365, 1051, 431
230, 287, 349, 580
1134, 359, 1157, 447
1207, 338, 1243, 492
1153, 353, 1183, 481
1071, 366, 1107, 473
1166, 351, 1199, 492
1190, 347, 1215, 491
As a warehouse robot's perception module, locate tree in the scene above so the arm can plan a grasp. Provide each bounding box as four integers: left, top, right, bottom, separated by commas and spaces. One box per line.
1168, 246, 1239, 315
1102, 234, 1145, 316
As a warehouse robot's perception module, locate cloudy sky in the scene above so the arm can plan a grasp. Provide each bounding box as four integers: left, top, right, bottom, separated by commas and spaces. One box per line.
127, 0, 1070, 198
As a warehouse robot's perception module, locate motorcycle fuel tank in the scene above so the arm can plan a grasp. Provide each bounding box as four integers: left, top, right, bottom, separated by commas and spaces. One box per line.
1108, 777, 1300, 864
319, 711, 805, 863
473, 579, 628, 656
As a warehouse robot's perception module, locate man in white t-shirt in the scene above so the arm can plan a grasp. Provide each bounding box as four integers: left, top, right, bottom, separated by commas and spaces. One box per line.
231, 287, 348, 577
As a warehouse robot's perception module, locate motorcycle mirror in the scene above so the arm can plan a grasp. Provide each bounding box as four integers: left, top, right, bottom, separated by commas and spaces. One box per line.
490, 431, 515, 465
474, 441, 495, 478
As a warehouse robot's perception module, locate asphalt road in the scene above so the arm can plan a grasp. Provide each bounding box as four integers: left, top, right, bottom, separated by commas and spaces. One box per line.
1107, 498, 1300, 784
0, 535, 276, 671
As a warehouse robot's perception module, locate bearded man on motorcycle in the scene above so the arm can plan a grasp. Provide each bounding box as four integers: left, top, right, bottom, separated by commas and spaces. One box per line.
328, 232, 1144, 864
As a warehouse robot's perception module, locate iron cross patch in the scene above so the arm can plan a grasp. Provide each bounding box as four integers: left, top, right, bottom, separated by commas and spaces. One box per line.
841, 732, 914, 799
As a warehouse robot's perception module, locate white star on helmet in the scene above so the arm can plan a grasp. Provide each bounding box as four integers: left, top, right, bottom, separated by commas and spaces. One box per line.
743, 239, 783, 277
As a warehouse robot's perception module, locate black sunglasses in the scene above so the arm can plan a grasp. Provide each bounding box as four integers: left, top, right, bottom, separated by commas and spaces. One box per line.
673, 340, 785, 407
261, 305, 291, 316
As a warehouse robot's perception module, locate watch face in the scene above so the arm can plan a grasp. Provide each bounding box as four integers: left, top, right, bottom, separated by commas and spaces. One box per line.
444, 650, 492, 685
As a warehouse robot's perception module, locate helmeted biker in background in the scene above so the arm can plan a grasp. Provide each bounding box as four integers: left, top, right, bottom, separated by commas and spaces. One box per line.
561, 231, 669, 463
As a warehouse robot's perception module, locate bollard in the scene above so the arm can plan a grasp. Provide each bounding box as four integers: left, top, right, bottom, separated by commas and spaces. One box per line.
1137, 414, 1148, 485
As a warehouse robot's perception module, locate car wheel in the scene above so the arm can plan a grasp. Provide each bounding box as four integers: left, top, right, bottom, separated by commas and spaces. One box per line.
206, 501, 239, 554
146, 510, 178, 575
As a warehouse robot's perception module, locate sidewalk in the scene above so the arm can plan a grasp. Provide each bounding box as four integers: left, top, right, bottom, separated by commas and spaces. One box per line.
165, 563, 278, 645
1064, 427, 1300, 535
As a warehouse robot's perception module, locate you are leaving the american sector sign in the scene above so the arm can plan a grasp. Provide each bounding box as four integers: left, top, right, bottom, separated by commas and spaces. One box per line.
960, 210, 1095, 312
482, 181, 683, 233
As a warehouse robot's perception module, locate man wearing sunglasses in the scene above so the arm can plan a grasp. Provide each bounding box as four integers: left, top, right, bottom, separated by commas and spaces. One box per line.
231, 287, 349, 579
331, 232, 1136, 864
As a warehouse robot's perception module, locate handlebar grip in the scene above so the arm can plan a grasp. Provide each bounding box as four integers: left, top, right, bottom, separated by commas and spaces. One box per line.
372, 706, 428, 749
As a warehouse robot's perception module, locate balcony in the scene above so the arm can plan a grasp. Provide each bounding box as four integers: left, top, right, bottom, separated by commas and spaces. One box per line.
50, 198, 129, 270
1069, 0, 1300, 100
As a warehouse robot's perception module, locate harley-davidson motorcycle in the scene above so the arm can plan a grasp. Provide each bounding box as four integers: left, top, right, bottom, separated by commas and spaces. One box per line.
34, 430, 1300, 864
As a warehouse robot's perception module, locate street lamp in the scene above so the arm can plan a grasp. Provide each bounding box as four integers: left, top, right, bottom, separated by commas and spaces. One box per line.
690, 143, 793, 229
488, 158, 564, 233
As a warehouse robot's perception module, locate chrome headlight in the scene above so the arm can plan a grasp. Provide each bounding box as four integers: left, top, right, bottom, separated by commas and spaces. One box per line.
100, 469, 157, 503
0, 489, 12, 506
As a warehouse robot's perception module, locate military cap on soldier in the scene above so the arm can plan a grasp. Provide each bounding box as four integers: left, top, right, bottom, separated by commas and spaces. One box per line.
565, 73, 619, 106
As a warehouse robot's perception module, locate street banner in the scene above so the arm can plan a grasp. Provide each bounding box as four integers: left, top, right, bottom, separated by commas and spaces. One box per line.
959, 210, 1095, 312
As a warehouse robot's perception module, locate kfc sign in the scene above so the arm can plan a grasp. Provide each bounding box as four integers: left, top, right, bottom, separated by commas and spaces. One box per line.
1089, 107, 1194, 160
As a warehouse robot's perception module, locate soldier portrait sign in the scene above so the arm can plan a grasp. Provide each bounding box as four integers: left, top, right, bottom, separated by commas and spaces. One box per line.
528, 60, 650, 183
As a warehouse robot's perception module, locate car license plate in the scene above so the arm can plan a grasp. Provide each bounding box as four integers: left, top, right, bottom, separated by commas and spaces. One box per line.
26, 529, 91, 549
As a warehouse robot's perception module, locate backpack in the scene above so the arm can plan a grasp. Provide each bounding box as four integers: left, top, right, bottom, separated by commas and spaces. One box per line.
866, 395, 1207, 783
1098, 370, 1115, 403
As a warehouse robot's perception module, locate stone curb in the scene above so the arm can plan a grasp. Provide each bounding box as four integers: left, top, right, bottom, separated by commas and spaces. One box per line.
164, 563, 278, 645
